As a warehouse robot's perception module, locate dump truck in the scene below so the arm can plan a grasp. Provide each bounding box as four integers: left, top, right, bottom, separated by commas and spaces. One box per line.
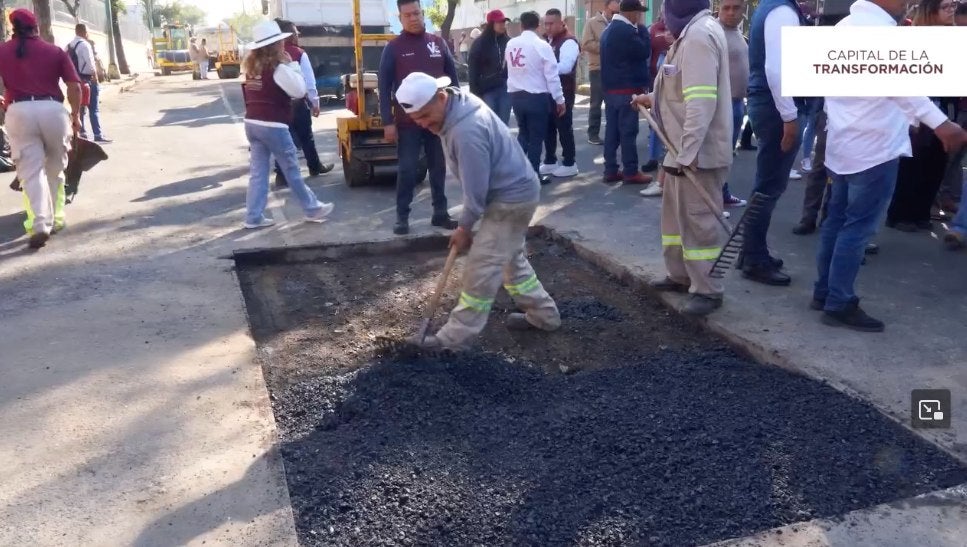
268, 0, 391, 100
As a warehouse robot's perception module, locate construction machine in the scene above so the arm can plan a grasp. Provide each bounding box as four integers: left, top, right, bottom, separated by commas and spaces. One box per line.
152, 24, 193, 76
336, 0, 426, 187
193, 23, 242, 79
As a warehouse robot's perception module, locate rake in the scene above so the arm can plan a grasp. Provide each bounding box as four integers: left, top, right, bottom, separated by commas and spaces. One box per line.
373, 244, 460, 357
636, 104, 769, 278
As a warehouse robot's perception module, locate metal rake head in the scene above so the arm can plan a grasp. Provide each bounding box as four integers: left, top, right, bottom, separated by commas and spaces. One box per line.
710, 192, 771, 279
371, 335, 452, 360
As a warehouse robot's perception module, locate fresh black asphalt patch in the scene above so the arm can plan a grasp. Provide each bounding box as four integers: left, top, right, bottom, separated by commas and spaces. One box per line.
236, 237, 967, 546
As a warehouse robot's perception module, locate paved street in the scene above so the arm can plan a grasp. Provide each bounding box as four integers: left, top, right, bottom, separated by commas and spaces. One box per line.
0, 74, 965, 545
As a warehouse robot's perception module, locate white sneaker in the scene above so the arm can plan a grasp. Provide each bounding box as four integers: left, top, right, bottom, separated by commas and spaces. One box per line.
801, 157, 813, 172
552, 164, 578, 177
789, 169, 802, 180
244, 217, 276, 229
539, 162, 559, 176
305, 202, 335, 223
639, 182, 663, 197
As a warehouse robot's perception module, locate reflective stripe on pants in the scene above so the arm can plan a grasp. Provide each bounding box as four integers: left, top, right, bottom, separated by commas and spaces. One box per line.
435, 201, 560, 349
660, 167, 729, 296
23, 181, 66, 234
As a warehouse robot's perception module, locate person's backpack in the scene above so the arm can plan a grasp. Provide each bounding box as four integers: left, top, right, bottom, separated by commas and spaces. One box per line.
67, 40, 87, 78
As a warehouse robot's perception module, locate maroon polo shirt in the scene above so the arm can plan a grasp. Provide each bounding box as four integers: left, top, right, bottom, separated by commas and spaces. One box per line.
0, 35, 81, 103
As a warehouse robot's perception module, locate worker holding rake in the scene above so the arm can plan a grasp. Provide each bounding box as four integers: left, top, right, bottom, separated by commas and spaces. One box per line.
397, 72, 561, 350
631, 0, 733, 316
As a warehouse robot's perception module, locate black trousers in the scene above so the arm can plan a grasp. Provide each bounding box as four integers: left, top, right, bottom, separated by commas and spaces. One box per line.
887, 128, 948, 224
275, 100, 323, 181
544, 92, 576, 167
740, 117, 755, 148
587, 70, 603, 139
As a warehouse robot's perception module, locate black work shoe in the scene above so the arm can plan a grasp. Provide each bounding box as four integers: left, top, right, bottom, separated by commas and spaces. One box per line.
28, 232, 50, 249
393, 218, 409, 235
274, 172, 288, 188
821, 302, 884, 332
640, 160, 659, 172
540, 175, 553, 186
430, 214, 458, 230
742, 265, 791, 286
792, 221, 816, 235
887, 220, 917, 232
650, 277, 690, 293
916, 220, 933, 231
809, 298, 825, 311
681, 294, 723, 316
738, 143, 757, 151
309, 163, 335, 176
587, 135, 603, 145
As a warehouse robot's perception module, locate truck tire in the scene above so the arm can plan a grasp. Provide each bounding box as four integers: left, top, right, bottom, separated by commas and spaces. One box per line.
162, 67, 172, 76
218, 65, 240, 79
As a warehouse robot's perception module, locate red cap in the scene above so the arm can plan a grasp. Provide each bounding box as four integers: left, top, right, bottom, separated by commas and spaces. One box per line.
486, 10, 510, 24
9, 8, 38, 29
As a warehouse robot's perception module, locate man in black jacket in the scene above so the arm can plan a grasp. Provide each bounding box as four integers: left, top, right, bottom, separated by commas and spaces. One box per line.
468, 10, 511, 123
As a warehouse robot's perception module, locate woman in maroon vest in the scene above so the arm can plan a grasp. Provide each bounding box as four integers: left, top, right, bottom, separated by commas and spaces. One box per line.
241, 20, 334, 229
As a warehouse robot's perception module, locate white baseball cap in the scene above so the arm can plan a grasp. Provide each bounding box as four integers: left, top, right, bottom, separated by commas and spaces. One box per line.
395, 72, 451, 113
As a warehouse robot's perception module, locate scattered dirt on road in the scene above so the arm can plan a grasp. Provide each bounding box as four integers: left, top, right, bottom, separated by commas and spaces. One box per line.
236, 237, 967, 547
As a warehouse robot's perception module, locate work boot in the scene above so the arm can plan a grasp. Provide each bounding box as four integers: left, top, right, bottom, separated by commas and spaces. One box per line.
309, 163, 335, 176
681, 294, 722, 316
821, 300, 884, 332
640, 160, 659, 172
792, 220, 816, 235
650, 277, 690, 293
28, 231, 50, 249
506, 313, 537, 331
393, 217, 409, 235
809, 298, 825, 311
741, 264, 791, 286
431, 213, 458, 230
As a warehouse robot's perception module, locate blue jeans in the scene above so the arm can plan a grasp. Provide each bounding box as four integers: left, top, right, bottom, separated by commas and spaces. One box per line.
245, 122, 323, 225
80, 77, 102, 138
951, 176, 967, 237
511, 91, 551, 174
742, 93, 803, 267
648, 127, 666, 163
799, 99, 823, 161
481, 87, 511, 125
604, 93, 640, 177
396, 125, 448, 219
731, 98, 745, 148
813, 159, 899, 311
274, 99, 323, 179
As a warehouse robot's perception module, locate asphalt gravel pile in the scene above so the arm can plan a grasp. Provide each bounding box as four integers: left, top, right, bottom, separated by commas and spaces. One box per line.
275, 348, 967, 547
240, 240, 967, 546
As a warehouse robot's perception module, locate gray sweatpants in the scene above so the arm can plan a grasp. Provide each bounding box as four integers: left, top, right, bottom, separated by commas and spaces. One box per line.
435, 201, 560, 348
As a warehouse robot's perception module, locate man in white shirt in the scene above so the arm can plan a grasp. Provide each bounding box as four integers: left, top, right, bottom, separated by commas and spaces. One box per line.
812, 0, 966, 332
67, 24, 110, 143
272, 19, 334, 188
740, 0, 805, 286
539, 8, 581, 178
505, 10, 565, 185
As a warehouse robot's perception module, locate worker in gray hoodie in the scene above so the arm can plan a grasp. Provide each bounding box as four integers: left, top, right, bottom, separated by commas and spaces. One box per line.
395, 72, 561, 349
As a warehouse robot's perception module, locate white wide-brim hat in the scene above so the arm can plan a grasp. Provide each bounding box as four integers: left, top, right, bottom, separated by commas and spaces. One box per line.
247, 20, 292, 50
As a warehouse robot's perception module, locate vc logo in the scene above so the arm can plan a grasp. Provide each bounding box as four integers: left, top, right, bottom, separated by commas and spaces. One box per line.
508, 48, 526, 68
426, 42, 442, 58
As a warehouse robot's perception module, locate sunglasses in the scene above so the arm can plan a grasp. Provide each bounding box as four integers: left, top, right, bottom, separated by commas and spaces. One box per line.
939, 2, 957, 9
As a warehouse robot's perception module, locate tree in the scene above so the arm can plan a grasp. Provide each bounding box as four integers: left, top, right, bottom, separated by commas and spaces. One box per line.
424, 0, 458, 41
111, 0, 130, 74
223, 10, 261, 42
142, 0, 205, 27
32, 0, 55, 43
60, 0, 82, 23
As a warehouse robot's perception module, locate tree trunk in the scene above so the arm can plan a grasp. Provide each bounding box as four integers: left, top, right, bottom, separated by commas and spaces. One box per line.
440, 0, 457, 42
112, 9, 130, 74
32, 0, 55, 43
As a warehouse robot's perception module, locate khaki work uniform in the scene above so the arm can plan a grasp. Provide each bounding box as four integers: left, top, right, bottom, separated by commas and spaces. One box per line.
435, 201, 560, 348
651, 11, 733, 297
7, 102, 71, 236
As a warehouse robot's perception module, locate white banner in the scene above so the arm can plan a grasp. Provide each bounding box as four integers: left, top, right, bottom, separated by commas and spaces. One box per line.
781, 27, 967, 97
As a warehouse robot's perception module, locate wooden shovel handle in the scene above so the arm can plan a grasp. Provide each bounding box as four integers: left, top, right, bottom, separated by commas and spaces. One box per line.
424, 244, 460, 320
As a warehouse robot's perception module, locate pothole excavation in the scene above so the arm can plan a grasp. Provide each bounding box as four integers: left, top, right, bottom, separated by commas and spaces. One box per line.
234, 234, 967, 547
